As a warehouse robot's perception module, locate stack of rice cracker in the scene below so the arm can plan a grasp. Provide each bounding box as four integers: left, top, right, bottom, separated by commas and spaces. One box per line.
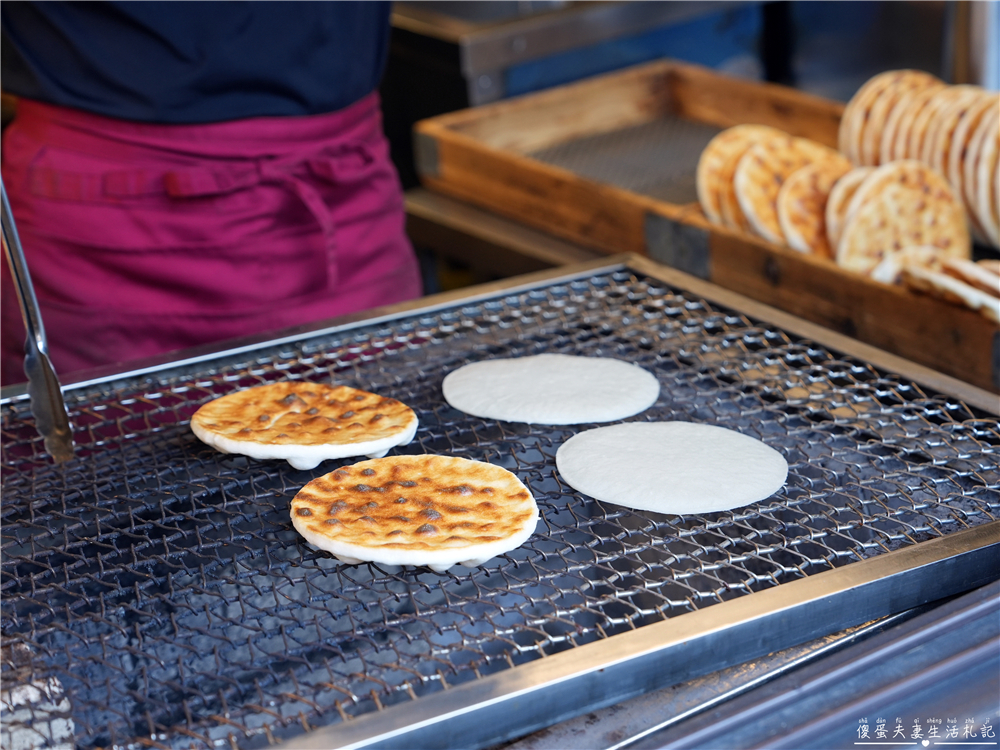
697, 70, 999, 324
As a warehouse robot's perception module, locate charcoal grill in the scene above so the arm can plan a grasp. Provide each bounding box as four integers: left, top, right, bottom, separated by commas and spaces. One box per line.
2, 255, 998, 750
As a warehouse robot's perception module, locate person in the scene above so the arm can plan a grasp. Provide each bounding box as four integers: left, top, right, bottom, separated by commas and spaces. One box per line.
0, 1, 422, 386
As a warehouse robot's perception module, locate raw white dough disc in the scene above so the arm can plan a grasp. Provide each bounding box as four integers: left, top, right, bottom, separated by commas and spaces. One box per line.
442, 354, 660, 425
555, 422, 788, 514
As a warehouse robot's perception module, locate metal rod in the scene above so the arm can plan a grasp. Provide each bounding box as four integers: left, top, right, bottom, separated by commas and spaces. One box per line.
1, 177, 74, 462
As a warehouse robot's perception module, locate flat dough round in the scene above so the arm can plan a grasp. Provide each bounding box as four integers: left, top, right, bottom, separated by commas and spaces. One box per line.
556, 422, 788, 515
191, 381, 418, 470
291, 455, 539, 572
442, 354, 660, 425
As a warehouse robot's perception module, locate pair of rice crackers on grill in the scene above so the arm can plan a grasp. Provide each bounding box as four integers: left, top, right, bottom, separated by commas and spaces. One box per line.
191, 380, 538, 572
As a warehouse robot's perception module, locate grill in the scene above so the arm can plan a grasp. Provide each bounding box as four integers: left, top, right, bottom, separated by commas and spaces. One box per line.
2, 258, 998, 750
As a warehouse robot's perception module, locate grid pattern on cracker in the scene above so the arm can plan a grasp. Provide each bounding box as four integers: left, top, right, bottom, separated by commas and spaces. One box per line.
191, 381, 416, 447
291, 455, 537, 554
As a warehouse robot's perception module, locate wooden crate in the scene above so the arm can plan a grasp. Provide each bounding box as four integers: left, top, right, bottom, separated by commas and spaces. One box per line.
414, 59, 999, 395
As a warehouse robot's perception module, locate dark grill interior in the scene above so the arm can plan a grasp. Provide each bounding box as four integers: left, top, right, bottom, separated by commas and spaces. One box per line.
2, 268, 998, 749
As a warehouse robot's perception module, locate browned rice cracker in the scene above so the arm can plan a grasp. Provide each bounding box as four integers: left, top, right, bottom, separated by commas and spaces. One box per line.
191, 381, 418, 470
290, 455, 539, 572
836, 160, 970, 276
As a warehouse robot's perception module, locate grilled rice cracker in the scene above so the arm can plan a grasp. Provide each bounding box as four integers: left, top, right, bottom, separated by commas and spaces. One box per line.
836, 161, 970, 276
859, 71, 942, 166
941, 258, 1000, 297
734, 136, 842, 245
290, 455, 539, 572
696, 124, 784, 227
901, 264, 1000, 324
191, 381, 418, 470
978, 259, 1000, 275
945, 92, 996, 244
881, 83, 947, 163
869, 245, 947, 286
946, 92, 995, 190
975, 110, 1000, 246
825, 167, 874, 251
963, 104, 999, 244
920, 86, 984, 168
776, 159, 853, 257
839, 70, 903, 163
925, 87, 987, 179
906, 86, 980, 168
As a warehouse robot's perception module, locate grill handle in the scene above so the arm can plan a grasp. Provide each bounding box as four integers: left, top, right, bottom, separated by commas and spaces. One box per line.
1, 178, 74, 463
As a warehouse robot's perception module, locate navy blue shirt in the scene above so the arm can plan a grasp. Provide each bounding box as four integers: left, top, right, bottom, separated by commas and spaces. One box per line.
1, 1, 392, 123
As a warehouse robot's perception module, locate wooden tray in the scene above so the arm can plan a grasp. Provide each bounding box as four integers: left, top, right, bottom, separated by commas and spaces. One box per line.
414, 59, 999, 395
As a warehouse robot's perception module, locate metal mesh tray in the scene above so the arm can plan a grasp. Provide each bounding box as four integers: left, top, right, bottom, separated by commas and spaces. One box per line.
2, 258, 998, 750
529, 116, 722, 205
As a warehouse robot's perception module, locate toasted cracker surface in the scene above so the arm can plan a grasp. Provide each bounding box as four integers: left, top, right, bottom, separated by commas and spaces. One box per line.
825, 167, 874, 251
191, 381, 418, 470
776, 159, 852, 257
975, 108, 1000, 246
946, 92, 995, 190
839, 71, 901, 163
906, 86, 976, 167
880, 83, 946, 163
836, 161, 970, 276
859, 71, 941, 165
919, 86, 983, 168
734, 136, 842, 244
963, 103, 998, 243
697, 124, 784, 227
290, 455, 539, 571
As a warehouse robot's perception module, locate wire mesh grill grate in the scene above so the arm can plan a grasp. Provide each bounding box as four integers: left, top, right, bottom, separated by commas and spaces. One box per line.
2, 268, 998, 749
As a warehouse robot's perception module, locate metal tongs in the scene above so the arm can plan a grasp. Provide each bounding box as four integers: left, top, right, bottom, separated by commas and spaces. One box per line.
1, 177, 74, 463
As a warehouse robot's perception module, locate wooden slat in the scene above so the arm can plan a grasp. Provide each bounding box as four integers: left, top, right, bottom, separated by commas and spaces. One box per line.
432, 61, 673, 154
665, 65, 844, 146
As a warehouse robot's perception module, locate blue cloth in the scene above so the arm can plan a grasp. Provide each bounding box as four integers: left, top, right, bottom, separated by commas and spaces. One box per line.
1, 1, 392, 123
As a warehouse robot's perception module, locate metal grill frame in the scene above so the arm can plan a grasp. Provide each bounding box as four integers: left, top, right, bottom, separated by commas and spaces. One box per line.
2, 254, 998, 750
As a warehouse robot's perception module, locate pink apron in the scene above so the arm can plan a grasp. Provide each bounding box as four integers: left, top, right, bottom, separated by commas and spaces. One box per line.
1, 93, 421, 385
